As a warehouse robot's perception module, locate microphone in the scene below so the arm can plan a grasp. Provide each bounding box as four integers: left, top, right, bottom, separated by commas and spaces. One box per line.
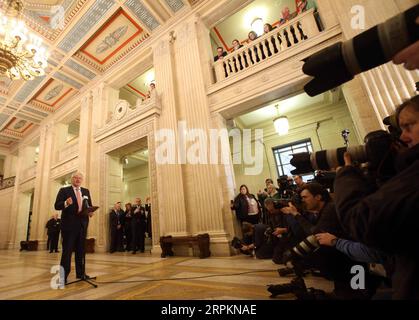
83, 195, 90, 209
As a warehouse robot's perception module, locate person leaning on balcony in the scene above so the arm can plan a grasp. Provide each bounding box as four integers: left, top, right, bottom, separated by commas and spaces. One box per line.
279, 6, 298, 25
214, 46, 229, 77
214, 46, 227, 62
231, 39, 245, 71
263, 23, 279, 55
247, 31, 265, 63
297, 0, 316, 14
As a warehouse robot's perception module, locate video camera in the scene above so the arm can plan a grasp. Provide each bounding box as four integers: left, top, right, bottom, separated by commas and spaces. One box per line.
290, 129, 399, 184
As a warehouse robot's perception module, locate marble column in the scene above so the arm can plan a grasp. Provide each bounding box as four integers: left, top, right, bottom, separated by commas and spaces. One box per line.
170, 16, 231, 253
153, 34, 189, 237
6, 148, 24, 249
31, 122, 55, 245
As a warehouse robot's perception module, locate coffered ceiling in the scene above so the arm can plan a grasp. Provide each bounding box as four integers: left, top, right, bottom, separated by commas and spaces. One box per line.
0, 0, 194, 149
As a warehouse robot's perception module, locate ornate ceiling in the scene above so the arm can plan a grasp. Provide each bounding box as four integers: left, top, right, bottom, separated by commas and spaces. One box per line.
0, 0, 194, 149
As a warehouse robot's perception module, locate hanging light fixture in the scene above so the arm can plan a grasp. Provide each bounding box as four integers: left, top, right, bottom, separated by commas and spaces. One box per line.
0, 0, 48, 80
251, 17, 264, 36
273, 104, 289, 135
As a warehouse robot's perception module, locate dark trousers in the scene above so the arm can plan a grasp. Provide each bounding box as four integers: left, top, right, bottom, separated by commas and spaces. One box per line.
60, 227, 86, 280
110, 228, 124, 252
46, 237, 51, 250
125, 226, 132, 250
132, 224, 145, 252
49, 232, 60, 252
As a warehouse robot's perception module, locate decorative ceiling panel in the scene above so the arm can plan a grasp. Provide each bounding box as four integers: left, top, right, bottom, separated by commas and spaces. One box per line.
3, 117, 34, 138
65, 59, 96, 80
125, 0, 160, 31
16, 113, 41, 124
164, 0, 185, 13
79, 9, 144, 65
58, 0, 115, 52
22, 106, 49, 118
53, 72, 83, 90
0, 113, 9, 127
30, 78, 75, 112
14, 76, 46, 103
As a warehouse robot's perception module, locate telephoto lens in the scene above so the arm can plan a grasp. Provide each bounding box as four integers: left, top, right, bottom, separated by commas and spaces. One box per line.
303, 4, 419, 96
291, 234, 321, 258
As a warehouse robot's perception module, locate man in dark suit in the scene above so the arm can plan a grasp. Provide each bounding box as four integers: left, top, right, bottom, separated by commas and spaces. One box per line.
214, 46, 227, 62
109, 201, 125, 253
54, 171, 93, 283
131, 198, 146, 254
45, 213, 61, 253
145, 197, 152, 239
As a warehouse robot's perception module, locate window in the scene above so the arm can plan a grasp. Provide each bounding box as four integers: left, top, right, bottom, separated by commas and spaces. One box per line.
273, 139, 314, 181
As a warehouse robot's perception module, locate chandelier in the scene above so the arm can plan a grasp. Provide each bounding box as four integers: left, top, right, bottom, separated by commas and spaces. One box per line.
0, 0, 48, 80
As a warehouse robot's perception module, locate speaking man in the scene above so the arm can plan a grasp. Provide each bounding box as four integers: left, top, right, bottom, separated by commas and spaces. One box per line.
55, 171, 93, 283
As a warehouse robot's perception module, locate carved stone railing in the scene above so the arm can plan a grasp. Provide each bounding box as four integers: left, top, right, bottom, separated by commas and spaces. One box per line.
94, 91, 161, 142
20, 164, 37, 182
0, 176, 15, 190
213, 9, 320, 82
56, 137, 79, 163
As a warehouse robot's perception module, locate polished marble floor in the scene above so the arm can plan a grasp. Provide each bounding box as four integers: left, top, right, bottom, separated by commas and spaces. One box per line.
0, 250, 334, 300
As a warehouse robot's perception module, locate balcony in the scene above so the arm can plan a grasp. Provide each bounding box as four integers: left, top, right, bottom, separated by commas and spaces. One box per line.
0, 176, 15, 190
208, 9, 343, 114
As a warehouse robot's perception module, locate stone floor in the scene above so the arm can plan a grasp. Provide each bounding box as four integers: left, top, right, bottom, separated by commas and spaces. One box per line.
0, 250, 334, 300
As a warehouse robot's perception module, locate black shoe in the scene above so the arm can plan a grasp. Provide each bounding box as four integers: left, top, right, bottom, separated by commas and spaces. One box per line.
49, 251, 53, 253
140, 250, 145, 253
76, 274, 91, 280
267, 277, 307, 298
132, 251, 136, 254
55, 250, 59, 253
278, 267, 295, 277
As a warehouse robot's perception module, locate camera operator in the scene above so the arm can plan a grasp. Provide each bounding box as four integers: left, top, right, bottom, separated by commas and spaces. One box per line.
279, 183, 372, 299
334, 95, 419, 299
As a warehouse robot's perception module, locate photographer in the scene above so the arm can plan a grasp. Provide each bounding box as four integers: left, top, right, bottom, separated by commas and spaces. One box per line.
232, 222, 278, 259
278, 183, 371, 298
334, 95, 419, 299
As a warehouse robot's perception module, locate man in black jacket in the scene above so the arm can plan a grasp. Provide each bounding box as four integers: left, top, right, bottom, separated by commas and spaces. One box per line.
45, 214, 61, 253
131, 198, 146, 254
334, 95, 419, 299
54, 171, 93, 283
109, 202, 124, 253
280, 183, 370, 298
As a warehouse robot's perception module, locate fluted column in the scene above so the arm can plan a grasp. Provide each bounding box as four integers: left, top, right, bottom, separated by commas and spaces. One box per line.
169, 16, 230, 252
331, 0, 418, 135
32, 122, 55, 244
78, 92, 93, 182
153, 34, 188, 237
7, 148, 25, 249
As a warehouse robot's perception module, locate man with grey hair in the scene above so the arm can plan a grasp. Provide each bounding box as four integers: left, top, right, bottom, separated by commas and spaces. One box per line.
55, 171, 93, 283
